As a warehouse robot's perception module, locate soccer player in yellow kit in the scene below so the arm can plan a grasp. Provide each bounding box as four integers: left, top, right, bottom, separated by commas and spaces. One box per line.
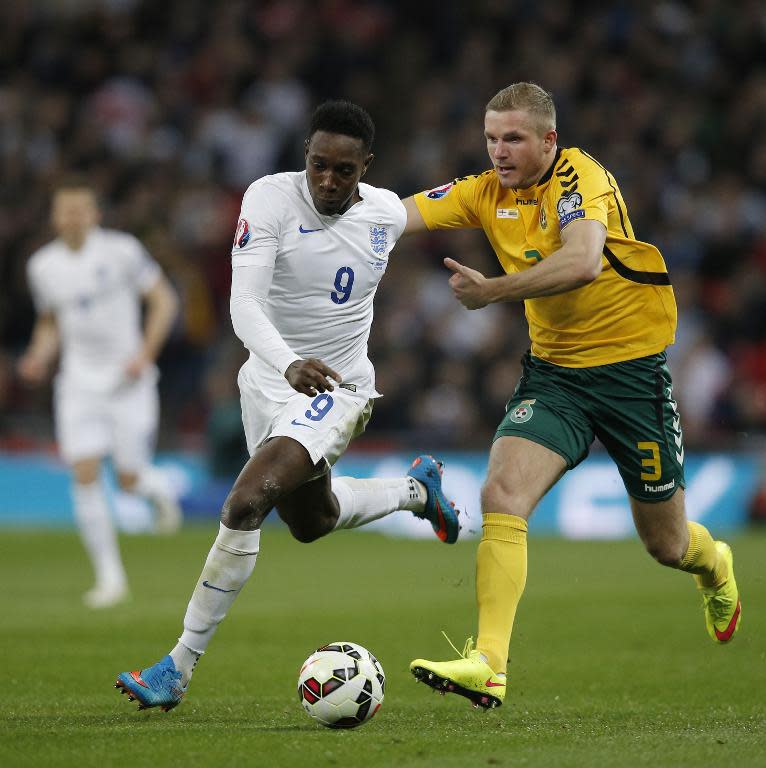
405, 83, 741, 709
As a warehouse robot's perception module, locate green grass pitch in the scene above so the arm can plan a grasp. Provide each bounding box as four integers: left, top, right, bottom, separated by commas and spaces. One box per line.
1, 525, 764, 767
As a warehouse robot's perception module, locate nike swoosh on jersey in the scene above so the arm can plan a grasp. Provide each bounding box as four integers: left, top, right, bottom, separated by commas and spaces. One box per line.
298, 225, 323, 233
290, 419, 316, 429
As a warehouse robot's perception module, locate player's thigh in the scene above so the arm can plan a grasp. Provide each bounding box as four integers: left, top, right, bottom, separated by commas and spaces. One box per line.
54, 384, 110, 466
227, 435, 318, 512
592, 353, 686, 503
488, 353, 593, 517
111, 375, 159, 474
484, 436, 568, 519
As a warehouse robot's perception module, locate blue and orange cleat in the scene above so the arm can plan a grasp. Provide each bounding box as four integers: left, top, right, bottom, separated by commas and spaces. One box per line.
408, 455, 460, 544
115, 655, 187, 712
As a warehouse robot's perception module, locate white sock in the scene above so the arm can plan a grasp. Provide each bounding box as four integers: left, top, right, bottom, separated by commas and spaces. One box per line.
169, 642, 201, 687
176, 523, 260, 680
331, 476, 426, 531
72, 481, 127, 590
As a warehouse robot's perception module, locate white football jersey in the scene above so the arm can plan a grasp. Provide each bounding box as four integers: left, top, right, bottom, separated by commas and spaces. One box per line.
27, 227, 161, 393
232, 171, 406, 400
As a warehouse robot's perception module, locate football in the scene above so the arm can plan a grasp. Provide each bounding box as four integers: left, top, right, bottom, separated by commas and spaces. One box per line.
298, 641, 385, 728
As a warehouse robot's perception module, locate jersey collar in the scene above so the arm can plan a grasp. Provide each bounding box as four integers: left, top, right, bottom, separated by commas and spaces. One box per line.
536, 146, 562, 188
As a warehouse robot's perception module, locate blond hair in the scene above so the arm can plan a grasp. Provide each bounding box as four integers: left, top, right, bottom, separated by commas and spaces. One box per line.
486, 83, 556, 133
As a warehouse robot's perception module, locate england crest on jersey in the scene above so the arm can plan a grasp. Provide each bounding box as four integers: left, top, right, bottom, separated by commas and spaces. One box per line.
369, 225, 388, 255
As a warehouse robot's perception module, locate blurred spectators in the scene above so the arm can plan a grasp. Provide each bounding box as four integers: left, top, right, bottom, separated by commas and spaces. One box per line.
1, 0, 765, 456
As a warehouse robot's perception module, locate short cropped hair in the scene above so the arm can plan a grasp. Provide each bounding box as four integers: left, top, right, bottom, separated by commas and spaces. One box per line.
52, 177, 99, 207
309, 100, 375, 152
486, 83, 556, 134
53, 175, 96, 195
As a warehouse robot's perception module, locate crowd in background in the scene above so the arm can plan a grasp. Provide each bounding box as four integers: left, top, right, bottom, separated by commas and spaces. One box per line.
1, 0, 765, 478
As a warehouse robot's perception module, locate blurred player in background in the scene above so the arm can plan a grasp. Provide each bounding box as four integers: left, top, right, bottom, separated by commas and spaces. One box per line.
405, 82, 741, 709
114, 100, 459, 711
18, 182, 181, 608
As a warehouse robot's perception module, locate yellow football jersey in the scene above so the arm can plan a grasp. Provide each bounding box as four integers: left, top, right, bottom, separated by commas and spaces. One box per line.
414, 147, 677, 367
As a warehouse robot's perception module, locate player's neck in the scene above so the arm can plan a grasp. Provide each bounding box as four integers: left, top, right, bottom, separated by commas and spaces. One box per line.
527, 145, 558, 188
60, 230, 91, 251
337, 189, 363, 216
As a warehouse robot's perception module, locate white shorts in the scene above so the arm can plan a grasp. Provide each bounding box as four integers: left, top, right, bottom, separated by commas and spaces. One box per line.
54, 373, 158, 472
238, 371, 372, 474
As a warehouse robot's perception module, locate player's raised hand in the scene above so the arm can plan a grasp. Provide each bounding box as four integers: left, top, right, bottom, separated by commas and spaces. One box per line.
285, 358, 342, 396
444, 257, 491, 310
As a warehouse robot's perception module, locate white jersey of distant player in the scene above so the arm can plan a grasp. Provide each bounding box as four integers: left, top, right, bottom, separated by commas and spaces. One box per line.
27, 227, 161, 393
232, 171, 407, 400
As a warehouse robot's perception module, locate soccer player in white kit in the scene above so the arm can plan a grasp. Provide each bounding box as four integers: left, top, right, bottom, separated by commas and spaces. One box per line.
18, 182, 181, 609
115, 101, 460, 711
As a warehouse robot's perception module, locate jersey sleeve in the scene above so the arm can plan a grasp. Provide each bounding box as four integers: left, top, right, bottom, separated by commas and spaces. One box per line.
26, 256, 52, 313
385, 191, 408, 242
119, 233, 161, 292
231, 181, 281, 269
412, 175, 483, 230
551, 154, 610, 232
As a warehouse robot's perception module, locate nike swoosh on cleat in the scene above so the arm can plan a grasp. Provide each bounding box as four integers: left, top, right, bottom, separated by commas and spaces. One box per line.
202, 580, 237, 593
435, 502, 447, 542
485, 678, 506, 688
298, 225, 323, 233
129, 671, 149, 688
290, 419, 316, 429
714, 598, 741, 642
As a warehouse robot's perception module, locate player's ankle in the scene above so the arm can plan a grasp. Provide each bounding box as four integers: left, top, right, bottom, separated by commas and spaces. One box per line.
170, 642, 201, 686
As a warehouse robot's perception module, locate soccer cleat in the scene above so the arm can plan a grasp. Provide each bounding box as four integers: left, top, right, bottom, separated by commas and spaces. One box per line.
115, 655, 187, 711
410, 637, 505, 709
407, 455, 460, 544
699, 541, 741, 643
83, 583, 129, 609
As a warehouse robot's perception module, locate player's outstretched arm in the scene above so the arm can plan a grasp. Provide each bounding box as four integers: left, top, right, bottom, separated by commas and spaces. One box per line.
17, 312, 59, 385
446, 219, 606, 308
401, 196, 429, 236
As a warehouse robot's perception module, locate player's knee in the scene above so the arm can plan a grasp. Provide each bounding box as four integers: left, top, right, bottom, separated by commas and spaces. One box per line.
289, 524, 323, 544
117, 473, 138, 492
287, 513, 334, 543
480, 477, 531, 518
221, 488, 271, 530
645, 538, 685, 567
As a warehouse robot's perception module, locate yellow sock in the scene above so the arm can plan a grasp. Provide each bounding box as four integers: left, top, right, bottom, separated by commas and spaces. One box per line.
679, 521, 726, 587
475, 512, 528, 673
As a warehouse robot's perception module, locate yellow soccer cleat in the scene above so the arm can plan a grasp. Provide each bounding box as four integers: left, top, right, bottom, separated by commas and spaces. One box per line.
698, 541, 741, 643
410, 637, 505, 709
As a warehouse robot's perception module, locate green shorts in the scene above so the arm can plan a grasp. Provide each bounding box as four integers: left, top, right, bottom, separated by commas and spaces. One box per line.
495, 352, 686, 502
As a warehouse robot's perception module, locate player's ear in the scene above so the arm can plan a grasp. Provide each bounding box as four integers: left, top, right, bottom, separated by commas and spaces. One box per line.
543, 129, 557, 151
360, 153, 374, 177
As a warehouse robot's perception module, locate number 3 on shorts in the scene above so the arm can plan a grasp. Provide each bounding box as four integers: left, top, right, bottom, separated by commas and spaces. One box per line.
305, 393, 334, 421
637, 440, 661, 481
